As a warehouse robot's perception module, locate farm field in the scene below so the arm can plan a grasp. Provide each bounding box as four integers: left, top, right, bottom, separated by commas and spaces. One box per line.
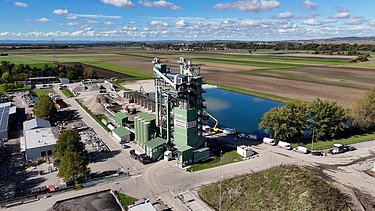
1, 47, 374, 106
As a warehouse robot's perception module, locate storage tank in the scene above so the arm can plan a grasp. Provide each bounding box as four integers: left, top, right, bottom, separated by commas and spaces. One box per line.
101, 118, 108, 126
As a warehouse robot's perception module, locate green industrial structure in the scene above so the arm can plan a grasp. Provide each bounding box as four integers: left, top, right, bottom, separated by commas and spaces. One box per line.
115, 112, 128, 127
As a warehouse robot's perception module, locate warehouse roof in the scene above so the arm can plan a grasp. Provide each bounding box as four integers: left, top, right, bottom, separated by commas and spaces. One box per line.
0, 102, 16, 141
115, 112, 128, 119
112, 127, 130, 137
145, 137, 166, 149
137, 112, 155, 122
23, 118, 51, 131
130, 202, 156, 211
176, 145, 193, 152
22, 128, 56, 150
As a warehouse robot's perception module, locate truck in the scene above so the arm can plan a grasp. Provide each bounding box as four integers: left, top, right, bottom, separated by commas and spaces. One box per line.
263, 137, 277, 146
277, 141, 292, 150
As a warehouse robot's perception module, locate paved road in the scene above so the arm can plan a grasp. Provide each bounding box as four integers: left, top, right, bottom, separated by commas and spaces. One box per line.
7, 86, 375, 210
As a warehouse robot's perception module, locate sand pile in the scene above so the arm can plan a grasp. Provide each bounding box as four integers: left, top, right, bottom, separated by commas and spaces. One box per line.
83, 96, 107, 114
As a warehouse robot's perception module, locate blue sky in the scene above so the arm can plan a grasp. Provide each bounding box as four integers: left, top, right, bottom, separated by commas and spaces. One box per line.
1, 0, 375, 41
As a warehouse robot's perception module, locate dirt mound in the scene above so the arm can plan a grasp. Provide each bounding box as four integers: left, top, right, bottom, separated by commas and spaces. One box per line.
83, 96, 107, 114
199, 165, 348, 210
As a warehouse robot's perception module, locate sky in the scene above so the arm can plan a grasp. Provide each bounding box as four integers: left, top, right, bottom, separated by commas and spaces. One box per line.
0, 0, 375, 41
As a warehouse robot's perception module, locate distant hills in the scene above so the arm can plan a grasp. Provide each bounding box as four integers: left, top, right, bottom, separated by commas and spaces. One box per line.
1, 36, 375, 45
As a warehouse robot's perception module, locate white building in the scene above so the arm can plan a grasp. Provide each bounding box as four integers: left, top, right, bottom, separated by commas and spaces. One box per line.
20, 127, 57, 161
0, 102, 16, 141
237, 145, 253, 158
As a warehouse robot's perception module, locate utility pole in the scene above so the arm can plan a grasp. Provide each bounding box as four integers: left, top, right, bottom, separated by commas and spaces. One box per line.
311, 128, 314, 151
219, 150, 222, 211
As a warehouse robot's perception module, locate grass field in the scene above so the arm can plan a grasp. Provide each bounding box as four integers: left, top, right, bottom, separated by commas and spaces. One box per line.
297, 132, 375, 150
60, 88, 75, 98
35, 88, 55, 98
199, 165, 347, 210
187, 150, 242, 172
0, 84, 30, 93
117, 192, 137, 210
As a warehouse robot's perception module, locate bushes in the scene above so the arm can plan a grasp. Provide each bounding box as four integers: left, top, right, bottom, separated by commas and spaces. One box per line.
351, 88, 375, 132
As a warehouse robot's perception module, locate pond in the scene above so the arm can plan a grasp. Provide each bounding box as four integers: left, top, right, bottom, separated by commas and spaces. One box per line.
204, 88, 284, 137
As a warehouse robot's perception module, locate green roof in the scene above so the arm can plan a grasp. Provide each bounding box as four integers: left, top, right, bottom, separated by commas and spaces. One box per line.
113, 127, 130, 137
176, 145, 193, 152
115, 112, 128, 119
145, 137, 166, 149
137, 112, 155, 122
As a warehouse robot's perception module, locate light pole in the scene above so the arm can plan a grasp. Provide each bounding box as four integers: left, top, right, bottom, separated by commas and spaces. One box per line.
311, 129, 314, 151
219, 150, 222, 211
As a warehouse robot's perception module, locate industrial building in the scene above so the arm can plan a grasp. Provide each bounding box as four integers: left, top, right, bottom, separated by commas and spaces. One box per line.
112, 127, 131, 143
0, 102, 17, 141
20, 127, 57, 161
114, 112, 128, 127
28, 76, 57, 85
237, 145, 254, 158
132, 58, 210, 167
21, 118, 56, 161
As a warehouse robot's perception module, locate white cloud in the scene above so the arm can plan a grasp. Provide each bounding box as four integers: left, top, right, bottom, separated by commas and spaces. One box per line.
323, 18, 337, 23
15, 2, 27, 8
240, 20, 259, 27
67, 22, 79, 26
175, 20, 188, 28
344, 17, 365, 25
303, 19, 322, 26
368, 20, 375, 27
88, 20, 100, 24
275, 11, 294, 19
139, 0, 181, 10
101, 0, 134, 8
67, 16, 77, 20
53, 9, 69, 15
334, 10, 350, 19
214, 0, 281, 12
150, 20, 168, 27
304, 0, 317, 10
68, 14, 122, 19
35, 18, 52, 22
103, 21, 114, 26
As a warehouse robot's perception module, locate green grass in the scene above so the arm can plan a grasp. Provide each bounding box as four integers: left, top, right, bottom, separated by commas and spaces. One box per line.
75, 99, 110, 132
208, 82, 292, 103
187, 150, 242, 172
300, 132, 375, 150
117, 192, 137, 210
198, 165, 347, 210
35, 88, 55, 98
82, 60, 152, 79
60, 88, 75, 98
0, 84, 31, 93
194, 57, 307, 69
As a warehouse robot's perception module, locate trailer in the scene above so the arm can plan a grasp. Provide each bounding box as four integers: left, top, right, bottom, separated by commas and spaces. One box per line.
277, 141, 292, 150
263, 137, 277, 146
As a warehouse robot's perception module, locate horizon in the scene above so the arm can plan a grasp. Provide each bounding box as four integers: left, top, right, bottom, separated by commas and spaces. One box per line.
1, 0, 375, 41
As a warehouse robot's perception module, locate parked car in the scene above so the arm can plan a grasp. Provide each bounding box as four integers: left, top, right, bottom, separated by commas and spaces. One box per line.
311, 151, 324, 156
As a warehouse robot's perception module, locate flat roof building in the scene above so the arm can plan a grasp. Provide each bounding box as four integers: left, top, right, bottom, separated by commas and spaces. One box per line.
0, 102, 16, 141
21, 127, 57, 161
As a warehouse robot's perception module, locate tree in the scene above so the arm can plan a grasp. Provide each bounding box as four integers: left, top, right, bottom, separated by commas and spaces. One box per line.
351, 88, 375, 131
54, 130, 84, 160
308, 99, 348, 140
83, 67, 97, 79
54, 129, 89, 184
2, 72, 12, 83
34, 95, 58, 122
58, 150, 90, 184
259, 101, 308, 142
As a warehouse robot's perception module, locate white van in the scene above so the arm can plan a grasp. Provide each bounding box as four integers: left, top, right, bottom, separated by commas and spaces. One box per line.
263, 137, 277, 146
277, 141, 292, 150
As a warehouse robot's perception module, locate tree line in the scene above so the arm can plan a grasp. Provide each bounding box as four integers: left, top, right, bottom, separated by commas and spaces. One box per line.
0, 61, 97, 83
259, 88, 375, 143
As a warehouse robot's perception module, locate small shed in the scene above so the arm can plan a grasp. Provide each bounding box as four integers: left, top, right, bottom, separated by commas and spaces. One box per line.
115, 112, 128, 127
59, 78, 70, 84
237, 145, 253, 158
145, 137, 166, 161
112, 127, 130, 143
